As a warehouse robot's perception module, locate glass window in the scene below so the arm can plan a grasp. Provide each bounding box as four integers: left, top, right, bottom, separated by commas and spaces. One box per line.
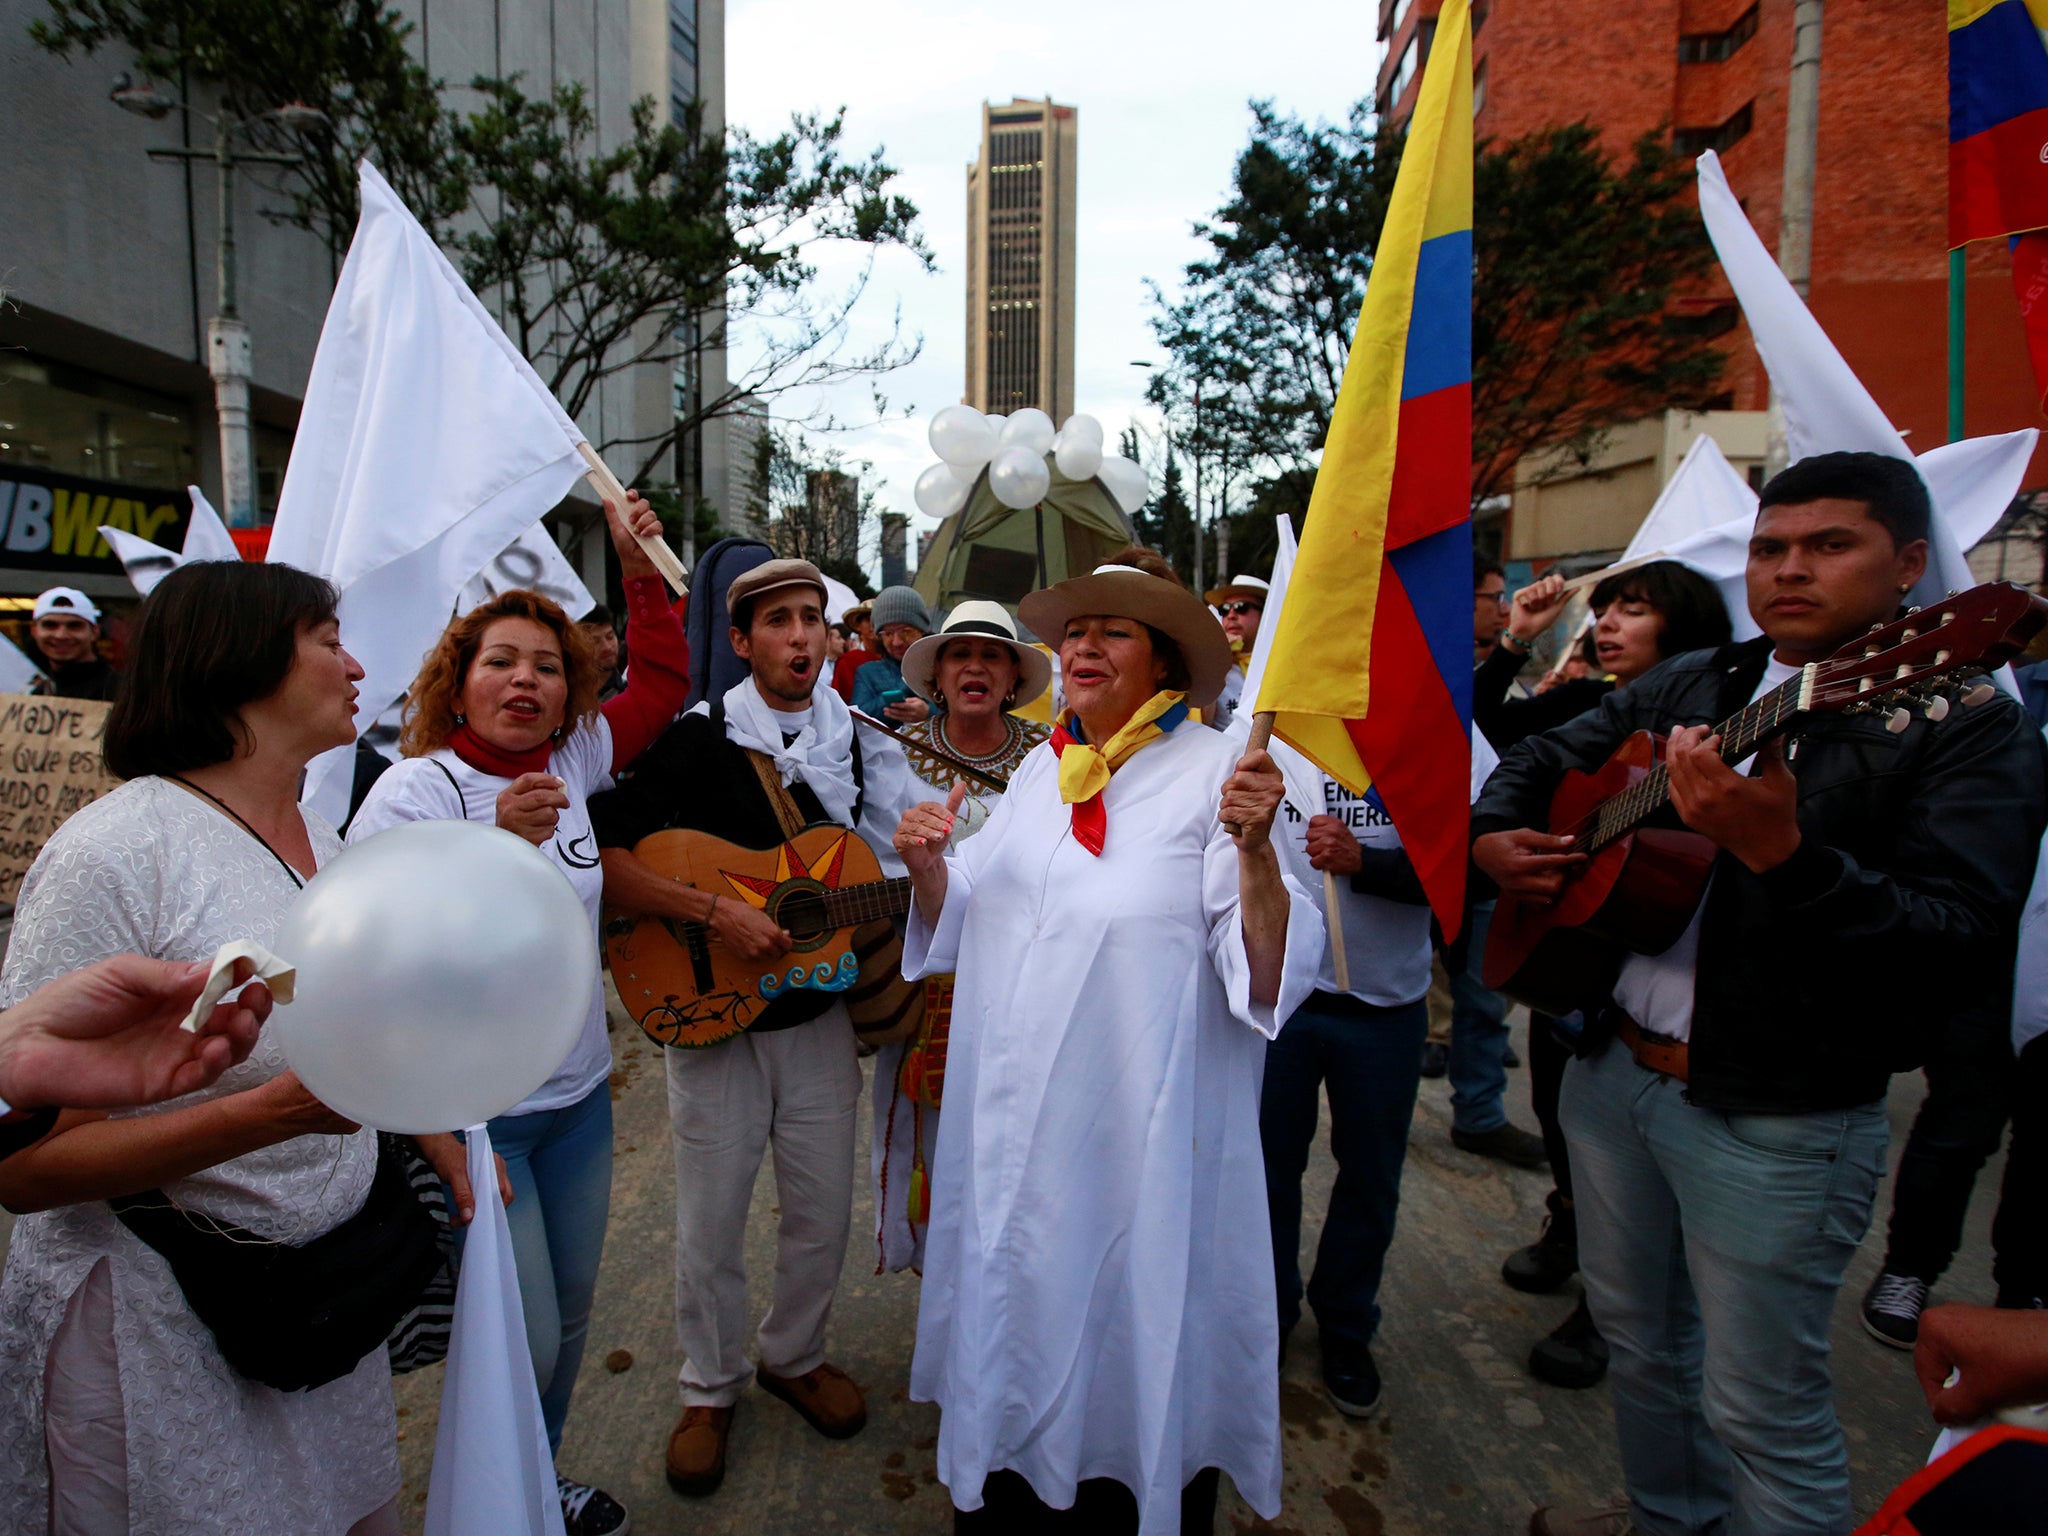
1678, 5, 1758, 64
1673, 103, 1754, 159
1390, 34, 1419, 105
0, 354, 197, 490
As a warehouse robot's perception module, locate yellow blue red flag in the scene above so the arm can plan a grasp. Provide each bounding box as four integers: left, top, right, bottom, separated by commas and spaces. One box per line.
1950, 0, 2048, 245
1253, 0, 1472, 937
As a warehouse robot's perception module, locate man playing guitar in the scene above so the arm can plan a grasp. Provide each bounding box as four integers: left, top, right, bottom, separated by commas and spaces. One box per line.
589, 559, 924, 1502
1473, 453, 2048, 1536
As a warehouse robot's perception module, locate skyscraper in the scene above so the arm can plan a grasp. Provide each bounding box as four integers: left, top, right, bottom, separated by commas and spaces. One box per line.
965, 98, 1078, 423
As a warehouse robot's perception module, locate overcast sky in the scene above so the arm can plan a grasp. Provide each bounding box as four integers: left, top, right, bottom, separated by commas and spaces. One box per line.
725, 0, 1381, 573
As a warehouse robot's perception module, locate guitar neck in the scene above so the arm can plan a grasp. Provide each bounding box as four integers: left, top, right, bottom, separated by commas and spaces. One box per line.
1577, 665, 1814, 854
820, 877, 914, 927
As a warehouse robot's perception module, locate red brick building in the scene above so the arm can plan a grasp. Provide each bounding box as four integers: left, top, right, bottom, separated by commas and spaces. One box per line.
1376, 0, 2048, 487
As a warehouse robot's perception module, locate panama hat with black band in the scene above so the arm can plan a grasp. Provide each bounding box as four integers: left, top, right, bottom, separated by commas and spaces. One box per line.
900, 600, 1053, 710
1203, 573, 1270, 611
1019, 563, 1236, 710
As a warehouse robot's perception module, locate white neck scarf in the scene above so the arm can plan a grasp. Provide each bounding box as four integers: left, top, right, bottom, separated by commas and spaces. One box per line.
717, 675, 860, 826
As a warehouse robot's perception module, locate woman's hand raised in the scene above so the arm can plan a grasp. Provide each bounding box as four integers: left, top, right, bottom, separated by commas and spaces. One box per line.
1220, 749, 1285, 852
1508, 572, 1571, 643
604, 490, 665, 583
895, 782, 967, 878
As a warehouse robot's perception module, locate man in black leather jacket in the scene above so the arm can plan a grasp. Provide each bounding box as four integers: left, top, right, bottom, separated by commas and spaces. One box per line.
1473, 453, 2048, 1536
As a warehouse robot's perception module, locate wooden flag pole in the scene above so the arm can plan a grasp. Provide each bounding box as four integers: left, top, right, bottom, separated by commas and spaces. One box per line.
1227, 711, 1354, 990
578, 442, 690, 597
1551, 549, 1667, 598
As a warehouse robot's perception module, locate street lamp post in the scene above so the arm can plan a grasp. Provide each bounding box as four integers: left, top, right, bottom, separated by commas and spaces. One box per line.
112, 79, 319, 527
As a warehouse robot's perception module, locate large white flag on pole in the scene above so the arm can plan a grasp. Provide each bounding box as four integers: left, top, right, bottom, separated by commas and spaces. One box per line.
269, 161, 683, 824
1696, 150, 2035, 616
423, 1126, 565, 1536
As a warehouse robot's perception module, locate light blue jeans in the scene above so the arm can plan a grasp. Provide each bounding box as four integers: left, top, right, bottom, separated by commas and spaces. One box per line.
1560, 1042, 1889, 1536
1447, 900, 1512, 1133
470, 1082, 614, 1456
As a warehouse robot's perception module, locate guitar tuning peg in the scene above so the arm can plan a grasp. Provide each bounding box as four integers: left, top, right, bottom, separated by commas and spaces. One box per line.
1886, 706, 1913, 734
1907, 605, 1922, 615
1924, 695, 1951, 722
1963, 683, 1998, 708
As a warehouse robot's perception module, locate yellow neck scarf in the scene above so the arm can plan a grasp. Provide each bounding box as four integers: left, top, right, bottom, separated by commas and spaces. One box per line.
1055, 690, 1188, 807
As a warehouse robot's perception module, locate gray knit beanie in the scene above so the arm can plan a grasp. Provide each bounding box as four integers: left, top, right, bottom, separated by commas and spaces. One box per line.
869, 585, 935, 634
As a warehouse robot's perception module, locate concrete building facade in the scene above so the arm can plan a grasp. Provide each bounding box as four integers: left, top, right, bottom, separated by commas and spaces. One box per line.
0, 0, 728, 603
964, 98, 1078, 424
1375, 0, 2048, 559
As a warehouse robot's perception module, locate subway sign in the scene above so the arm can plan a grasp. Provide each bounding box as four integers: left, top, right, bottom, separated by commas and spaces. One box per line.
0, 465, 191, 575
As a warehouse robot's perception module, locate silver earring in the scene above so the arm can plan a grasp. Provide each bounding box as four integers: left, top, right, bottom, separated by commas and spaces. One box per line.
454, 711, 466, 724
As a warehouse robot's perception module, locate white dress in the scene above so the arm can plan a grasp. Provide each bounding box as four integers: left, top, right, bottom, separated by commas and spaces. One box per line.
0, 777, 396, 1535
903, 723, 1323, 1530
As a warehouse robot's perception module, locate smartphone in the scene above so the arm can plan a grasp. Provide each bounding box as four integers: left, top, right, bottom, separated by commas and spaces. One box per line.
879, 686, 910, 707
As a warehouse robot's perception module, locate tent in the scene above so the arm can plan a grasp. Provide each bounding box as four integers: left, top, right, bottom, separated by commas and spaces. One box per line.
912, 460, 1136, 640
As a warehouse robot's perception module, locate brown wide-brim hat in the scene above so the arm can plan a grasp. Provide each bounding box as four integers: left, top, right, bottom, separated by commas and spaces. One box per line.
1019, 564, 1236, 710
900, 600, 1053, 710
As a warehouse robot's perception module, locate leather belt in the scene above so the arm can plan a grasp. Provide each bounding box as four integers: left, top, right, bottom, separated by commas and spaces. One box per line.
1616, 1013, 1690, 1083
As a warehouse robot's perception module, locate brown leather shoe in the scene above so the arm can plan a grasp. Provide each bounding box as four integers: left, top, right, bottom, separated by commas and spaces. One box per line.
755, 1360, 868, 1439
665, 1404, 734, 1497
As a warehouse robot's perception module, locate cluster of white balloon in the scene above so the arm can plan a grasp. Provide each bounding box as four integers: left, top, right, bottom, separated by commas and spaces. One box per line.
913, 404, 1151, 520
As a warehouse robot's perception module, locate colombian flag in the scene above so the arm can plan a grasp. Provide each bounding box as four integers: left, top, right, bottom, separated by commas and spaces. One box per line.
1253, 0, 1472, 937
1950, 0, 2048, 246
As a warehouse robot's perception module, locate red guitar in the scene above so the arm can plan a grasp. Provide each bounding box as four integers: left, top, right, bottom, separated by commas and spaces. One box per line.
1482, 581, 2048, 1014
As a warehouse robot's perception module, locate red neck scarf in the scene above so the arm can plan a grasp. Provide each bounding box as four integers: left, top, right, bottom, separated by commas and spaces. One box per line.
448, 722, 552, 778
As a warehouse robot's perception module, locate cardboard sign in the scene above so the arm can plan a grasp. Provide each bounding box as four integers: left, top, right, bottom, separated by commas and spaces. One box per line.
0, 694, 119, 906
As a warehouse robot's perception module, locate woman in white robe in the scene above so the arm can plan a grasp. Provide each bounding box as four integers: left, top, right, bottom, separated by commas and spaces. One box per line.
893, 557, 1322, 1534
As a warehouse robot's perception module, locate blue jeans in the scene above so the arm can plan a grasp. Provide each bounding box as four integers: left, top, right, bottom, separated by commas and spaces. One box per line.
1261, 992, 1429, 1354
469, 1083, 615, 1457
1560, 1043, 1889, 1536
1447, 901, 1511, 1134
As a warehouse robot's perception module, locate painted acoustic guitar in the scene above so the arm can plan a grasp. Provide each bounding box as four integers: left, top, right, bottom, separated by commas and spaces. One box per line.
605, 825, 912, 1048
1482, 581, 2048, 1015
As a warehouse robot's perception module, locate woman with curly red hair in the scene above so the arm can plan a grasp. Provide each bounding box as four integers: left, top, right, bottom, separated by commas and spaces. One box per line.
348, 492, 687, 1536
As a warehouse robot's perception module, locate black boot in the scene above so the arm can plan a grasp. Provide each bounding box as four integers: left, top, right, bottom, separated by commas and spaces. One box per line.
1529, 1295, 1608, 1390
1502, 1199, 1577, 1294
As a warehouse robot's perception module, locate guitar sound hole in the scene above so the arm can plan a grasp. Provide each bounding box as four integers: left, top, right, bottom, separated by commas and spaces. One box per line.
777, 891, 830, 939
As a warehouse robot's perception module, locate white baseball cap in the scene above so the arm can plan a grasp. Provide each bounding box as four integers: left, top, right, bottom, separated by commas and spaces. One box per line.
32, 588, 100, 625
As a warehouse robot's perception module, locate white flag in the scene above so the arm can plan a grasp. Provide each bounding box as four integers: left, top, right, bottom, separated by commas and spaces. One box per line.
1696, 151, 2033, 618
1626, 435, 1758, 562
100, 484, 242, 597
0, 632, 47, 696
423, 1126, 565, 1536
459, 523, 597, 619
268, 160, 595, 824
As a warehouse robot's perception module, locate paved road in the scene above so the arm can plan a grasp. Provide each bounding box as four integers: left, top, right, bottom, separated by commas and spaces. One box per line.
0, 987, 1993, 1534
384, 993, 1992, 1535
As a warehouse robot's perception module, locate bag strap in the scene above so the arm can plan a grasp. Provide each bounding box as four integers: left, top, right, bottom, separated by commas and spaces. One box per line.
427, 757, 474, 822
712, 694, 866, 833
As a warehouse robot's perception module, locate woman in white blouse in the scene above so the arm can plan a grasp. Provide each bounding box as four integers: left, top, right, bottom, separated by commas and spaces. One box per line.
893, 552, 1323, 1535
0, 560, 399, 1535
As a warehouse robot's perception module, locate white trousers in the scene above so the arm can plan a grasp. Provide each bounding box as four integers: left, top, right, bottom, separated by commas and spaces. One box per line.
665, 1007, 862, 1406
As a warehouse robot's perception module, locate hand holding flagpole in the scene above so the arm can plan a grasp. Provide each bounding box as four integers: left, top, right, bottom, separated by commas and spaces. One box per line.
578, 444, 688, 595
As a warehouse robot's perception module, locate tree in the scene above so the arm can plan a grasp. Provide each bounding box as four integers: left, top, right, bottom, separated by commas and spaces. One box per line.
743, 424, 882, 594
1132, 453, 1195, 579
1147, 101, 1723, 510
33, 1, 933, 489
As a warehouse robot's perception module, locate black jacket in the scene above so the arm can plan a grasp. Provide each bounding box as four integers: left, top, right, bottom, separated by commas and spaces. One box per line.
1472, 641, 1615, 753
26, 647, 120, 702
1472, 636, 2048, 1113
589, 708, 847, 1033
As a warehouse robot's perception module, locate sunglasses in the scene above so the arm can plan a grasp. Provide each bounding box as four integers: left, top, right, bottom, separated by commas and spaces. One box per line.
1218, 601, 1263, 617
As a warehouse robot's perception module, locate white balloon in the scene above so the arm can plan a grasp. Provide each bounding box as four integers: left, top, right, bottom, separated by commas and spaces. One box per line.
1053, 433, 1104, 481
1095, 454, 1151, 515
988, 445, 1052, 510
914, 461, 973, 519
273, 820, 597, 1133
984, 413, 1008, 433
929, 404, 997, 471
1060, 413, 1105, 445
999, 408, 1057, 456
